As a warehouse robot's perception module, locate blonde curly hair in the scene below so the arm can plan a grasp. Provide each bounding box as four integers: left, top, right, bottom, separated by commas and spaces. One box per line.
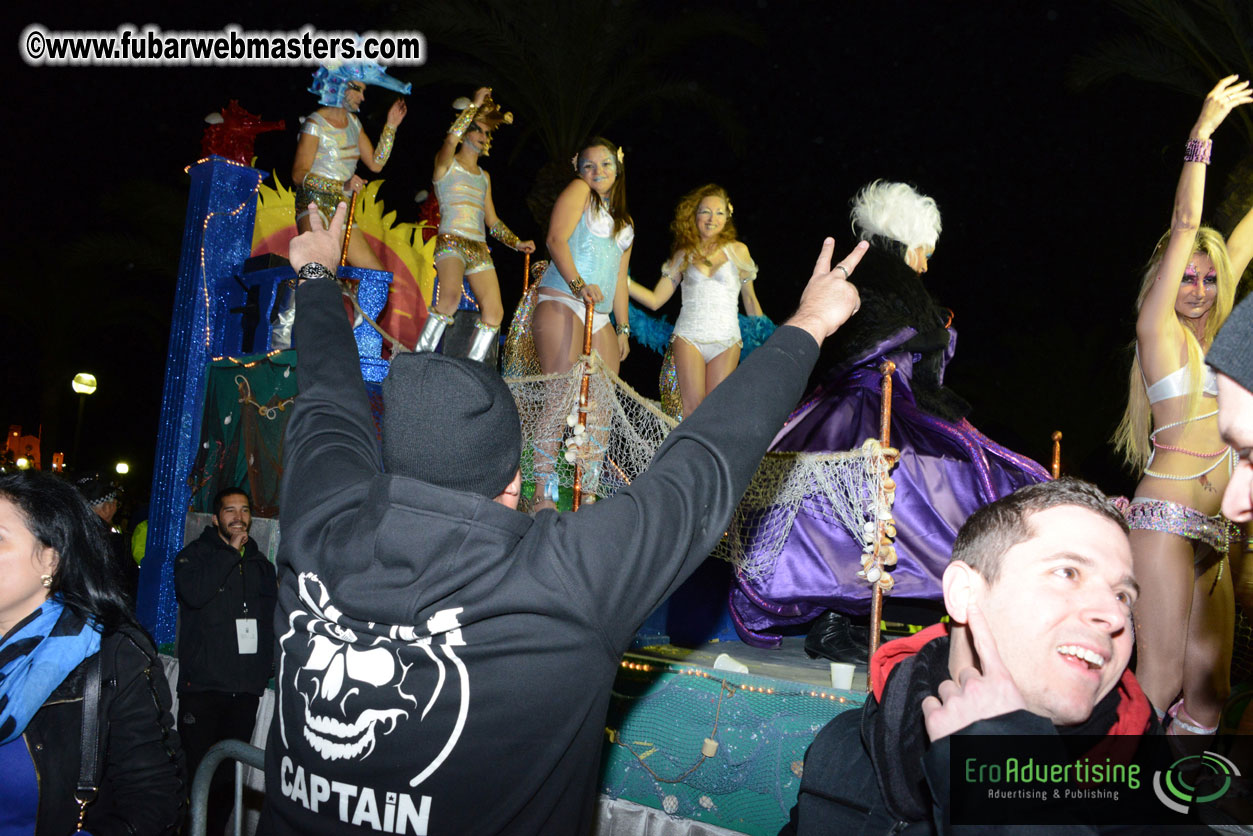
669, 183, 738, 266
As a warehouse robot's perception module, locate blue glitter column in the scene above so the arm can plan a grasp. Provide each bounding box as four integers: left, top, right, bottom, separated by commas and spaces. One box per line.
137, 156, 265, 643
340, 265, 394, 383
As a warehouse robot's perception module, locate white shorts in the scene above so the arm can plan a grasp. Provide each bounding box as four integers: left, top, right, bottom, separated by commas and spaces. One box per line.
536, 288, 611, 334
673, 334, 741, 363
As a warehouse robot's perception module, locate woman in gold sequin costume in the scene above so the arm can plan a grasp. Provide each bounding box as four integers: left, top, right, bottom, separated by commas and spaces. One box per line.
415, 87, 536, 362
628, 184, 762, 418
1112, 76, 1253, 735
292, 63, 409, 270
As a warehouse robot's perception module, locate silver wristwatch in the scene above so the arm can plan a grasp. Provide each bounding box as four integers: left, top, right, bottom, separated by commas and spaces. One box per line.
297, 262, 336, 283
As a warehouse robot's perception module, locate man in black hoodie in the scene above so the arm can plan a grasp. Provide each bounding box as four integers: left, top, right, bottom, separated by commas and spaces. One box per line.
259, 202, 864, 835
176, 486, 277, 833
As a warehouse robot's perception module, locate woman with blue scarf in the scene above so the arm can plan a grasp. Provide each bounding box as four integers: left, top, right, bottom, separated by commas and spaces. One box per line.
0, 471, 184, 834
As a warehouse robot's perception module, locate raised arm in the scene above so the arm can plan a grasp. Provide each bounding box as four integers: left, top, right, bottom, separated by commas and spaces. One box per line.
280, 203, 382, 532
627, 253, 680, 310
1138, 76, 1252, 349
545, 178, 604, 305
555, 239, 866, 644
434, 87, 488, 182
1226, 191, 1253, 279
360, 98, 406, 174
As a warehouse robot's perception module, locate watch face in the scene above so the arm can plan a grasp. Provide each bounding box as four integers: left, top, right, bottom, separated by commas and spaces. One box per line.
298, 263, 333, 281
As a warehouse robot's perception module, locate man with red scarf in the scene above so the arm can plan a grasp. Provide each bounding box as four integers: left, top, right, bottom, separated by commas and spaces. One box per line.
784, 479, 1158, 835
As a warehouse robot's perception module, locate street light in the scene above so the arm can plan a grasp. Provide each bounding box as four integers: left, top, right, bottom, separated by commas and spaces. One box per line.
71, 372, 97, 469
71, 373, 98, 395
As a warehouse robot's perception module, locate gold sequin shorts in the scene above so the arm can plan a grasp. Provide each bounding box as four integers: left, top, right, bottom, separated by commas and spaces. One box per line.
434, 233, 495, 275
295, 182, 346, 228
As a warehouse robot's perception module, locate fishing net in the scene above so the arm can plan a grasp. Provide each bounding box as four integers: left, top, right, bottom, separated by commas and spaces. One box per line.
505, 353, 678, 505
713, 439, 900, 590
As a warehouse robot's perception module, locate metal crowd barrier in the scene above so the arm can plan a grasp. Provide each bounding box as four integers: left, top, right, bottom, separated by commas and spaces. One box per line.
189, 738, 265, 836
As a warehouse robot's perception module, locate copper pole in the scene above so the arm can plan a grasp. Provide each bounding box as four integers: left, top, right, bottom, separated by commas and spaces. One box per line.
339, 192, 360, 268
571, 298, 596, 511
523, 251, 532, 292
868, 359, 897, 691
1051, 431, 1063, 479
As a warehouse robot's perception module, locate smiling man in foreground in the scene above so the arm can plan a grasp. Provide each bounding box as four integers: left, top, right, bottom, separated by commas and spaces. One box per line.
784, 478, 1157, 835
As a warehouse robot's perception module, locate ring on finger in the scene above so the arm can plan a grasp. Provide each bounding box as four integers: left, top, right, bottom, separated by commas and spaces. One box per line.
834, 264, 849, 279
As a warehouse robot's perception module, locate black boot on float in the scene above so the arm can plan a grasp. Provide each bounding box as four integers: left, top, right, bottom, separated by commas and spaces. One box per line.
803, 610, 870, 667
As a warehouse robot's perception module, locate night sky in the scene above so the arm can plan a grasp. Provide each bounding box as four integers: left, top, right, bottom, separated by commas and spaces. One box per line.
1, 1, 1233, 504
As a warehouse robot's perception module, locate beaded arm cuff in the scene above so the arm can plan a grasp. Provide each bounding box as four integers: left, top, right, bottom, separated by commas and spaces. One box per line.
302, 173, 345, 196
489, 220, 521, 250
1185, 137, 1212, 165
374, 125, 396, 167
567, 275, 586, 294
449, 106, 476, 139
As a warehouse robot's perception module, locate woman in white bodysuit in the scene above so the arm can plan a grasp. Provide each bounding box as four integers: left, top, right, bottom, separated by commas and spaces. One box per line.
629, 184, 762, 418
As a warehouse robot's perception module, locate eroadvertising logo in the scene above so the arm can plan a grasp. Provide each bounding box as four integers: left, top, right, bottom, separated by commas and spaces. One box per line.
1152, 751, 1240, 814
950, 735, 1250, 827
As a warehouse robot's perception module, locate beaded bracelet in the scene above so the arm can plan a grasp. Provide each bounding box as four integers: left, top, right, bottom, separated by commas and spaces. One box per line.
1184, 137, 1212, 165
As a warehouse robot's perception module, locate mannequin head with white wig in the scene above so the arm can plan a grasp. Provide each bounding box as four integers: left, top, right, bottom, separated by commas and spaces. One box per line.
850, 180, 941, 274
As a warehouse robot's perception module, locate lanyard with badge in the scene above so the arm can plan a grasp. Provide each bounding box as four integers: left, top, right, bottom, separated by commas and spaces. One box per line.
234, 546, 258, 655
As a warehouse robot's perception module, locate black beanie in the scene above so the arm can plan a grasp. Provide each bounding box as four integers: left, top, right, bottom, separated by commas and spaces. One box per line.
382, 352, 522, 498
1210, 295, 1253, 392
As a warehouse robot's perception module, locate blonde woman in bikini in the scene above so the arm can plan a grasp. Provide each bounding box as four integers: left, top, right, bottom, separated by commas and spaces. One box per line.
1114, 75, 1253, 735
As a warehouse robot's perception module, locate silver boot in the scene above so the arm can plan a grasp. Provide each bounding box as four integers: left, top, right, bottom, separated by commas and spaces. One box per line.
416, 311, 455, 353
269, 279, 297, 350
467, 322, 499, 363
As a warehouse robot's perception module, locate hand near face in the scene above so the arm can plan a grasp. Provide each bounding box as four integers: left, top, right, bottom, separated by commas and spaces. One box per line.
472, 86, 491, 108
290, 201, 347, 275
920, 604, 1028, 741
227, 528, 250, 551
1194, 75, 1253, 141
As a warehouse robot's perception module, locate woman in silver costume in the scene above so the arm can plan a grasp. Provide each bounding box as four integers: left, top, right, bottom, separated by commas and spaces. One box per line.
416, 87, 536, 362
292, 64, 409, 270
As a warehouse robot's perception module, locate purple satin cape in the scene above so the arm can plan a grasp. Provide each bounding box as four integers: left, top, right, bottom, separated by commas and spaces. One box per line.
728, 332, 1050, 647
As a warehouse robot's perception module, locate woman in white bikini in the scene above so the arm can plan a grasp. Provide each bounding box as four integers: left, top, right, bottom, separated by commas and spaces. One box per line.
628, 184, 762, 418
1114, 75, 1253, 735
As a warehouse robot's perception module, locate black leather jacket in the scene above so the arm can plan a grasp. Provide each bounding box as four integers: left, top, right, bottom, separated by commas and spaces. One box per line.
23, 626, 186, 835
